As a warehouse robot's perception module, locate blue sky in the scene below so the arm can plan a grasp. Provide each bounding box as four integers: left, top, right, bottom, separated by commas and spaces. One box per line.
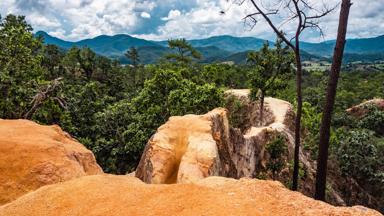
1, 0, 384, 42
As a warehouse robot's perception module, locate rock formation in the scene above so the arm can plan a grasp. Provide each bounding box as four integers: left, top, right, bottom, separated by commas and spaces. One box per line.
136, 89, 316, 192
0, 119, 103, 205
136, 108, 236, 183
0, 175, 380, 216
347, 98, 384, 118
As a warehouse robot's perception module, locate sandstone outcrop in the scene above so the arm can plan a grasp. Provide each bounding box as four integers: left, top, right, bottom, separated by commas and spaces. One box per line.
0, 119, 103, 205
0, 175, 380, 216
347, 98, 384, 118
136, 89, 315, 189
136, 108, 236, 183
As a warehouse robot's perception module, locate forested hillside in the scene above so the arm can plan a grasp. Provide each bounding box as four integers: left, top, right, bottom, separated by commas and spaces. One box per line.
35, 31, 384, 64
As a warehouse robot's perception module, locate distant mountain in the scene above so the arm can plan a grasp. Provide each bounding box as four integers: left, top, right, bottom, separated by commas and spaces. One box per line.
118, 46, 233, 64
186, 35, 267, 53
343, 52, 384, 63
301, 35, 384, 57
76, 34, 160, 56
35, 31, 74, 49
35, 31, 160, 57
35, 31, 384, 64
154, 35, 267, 53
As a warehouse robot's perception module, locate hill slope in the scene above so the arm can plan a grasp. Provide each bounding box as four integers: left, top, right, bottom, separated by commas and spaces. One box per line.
301, 35, 384, 57
35, 31, 384, 63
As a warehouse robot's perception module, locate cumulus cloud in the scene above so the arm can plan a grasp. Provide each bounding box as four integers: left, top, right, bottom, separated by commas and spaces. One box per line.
1, 0, 157, 41
161, 10, 181, 21
141, 12, 151, 19
1, 0, 383, 41
139, 0, 273, 40
28, 13, 61, 28
48, 28, 66, 38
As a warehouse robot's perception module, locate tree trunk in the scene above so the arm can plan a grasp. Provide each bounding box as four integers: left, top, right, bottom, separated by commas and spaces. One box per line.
259, 91, 265, 126
315, 0, 352, 201
292, 46, 303, 191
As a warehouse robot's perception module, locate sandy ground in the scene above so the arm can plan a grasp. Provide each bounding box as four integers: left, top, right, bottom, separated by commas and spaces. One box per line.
0, 175, 381, 216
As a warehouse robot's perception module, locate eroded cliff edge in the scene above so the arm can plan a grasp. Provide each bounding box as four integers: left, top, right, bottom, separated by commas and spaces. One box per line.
136, 89, 316, 193
0, 119, 103, 205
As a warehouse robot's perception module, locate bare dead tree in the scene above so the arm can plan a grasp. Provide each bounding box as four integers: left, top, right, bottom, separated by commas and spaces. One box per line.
230, 0, 336, 190
24, 77, 66, 119
315, 0, 352, 201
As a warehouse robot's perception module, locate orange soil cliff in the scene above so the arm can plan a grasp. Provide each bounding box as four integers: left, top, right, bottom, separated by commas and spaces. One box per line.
0, 119, 103, 205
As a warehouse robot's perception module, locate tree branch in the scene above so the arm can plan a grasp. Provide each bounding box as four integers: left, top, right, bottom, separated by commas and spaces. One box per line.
248, 0, 295, 49
24, 77, 65, 119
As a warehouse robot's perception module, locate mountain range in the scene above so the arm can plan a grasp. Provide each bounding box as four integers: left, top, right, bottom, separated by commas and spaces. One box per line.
35, 31, 384, 64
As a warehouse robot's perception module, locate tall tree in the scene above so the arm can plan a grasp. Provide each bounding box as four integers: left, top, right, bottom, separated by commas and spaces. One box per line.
236, 0, 335, 190
247, 40, 293, 125
41, 44, 64, 79
62, 46, 81, 77
62, 47, 96, 80
315, 0, 352, 201
0, 14, 44, 118
78, 47, 96, 80
125, 47, 140, 67
125, 47, 140, 86
165, 38, 201, 64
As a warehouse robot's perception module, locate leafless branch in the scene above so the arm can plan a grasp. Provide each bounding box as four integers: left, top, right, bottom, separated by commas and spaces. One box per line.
237, 0, 337, 49
24, 77, 66, 119
248, 0, 295, 49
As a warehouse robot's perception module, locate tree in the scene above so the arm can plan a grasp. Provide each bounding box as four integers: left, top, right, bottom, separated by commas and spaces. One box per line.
125, 47, 140, 67
165, 38, 201, 64
266, 135, 288, 180
247, 40, 293, 125
315, 0, 352, 201
125, 47, 140, 86
78, 47, 96, 80
0, 14, 44, 118
62, 46, 81, 77
61, 47, 96, 80
236, 0, 336, 190
41, 44, 64, 79
24, 77, 65, 119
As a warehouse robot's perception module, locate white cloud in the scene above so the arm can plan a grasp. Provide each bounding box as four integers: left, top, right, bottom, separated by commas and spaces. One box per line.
161, 9, 181, 21
48, 28, 66, 38
2, 0, 157, 41
28, 13, 61, 28
1, 0, 384, 42
62, 0, 143, 40
141, 12, 151, 19
142, 0, 273, 41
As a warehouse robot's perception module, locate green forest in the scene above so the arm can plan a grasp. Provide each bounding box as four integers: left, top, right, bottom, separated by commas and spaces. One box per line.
1, 12, 383, 212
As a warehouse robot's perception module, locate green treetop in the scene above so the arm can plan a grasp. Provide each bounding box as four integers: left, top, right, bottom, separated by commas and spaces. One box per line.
165, 38, 201, 64
247, 40, 294, 125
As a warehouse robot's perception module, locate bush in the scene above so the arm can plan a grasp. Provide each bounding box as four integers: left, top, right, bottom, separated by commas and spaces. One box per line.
335, 129, 382, 182
357, 104, 384, 135
266, 135, 288, 180
301, 102, 322, 159
224, 95, 248, 130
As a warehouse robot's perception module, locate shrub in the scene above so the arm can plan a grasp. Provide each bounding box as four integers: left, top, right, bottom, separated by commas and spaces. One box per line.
336, 129, 382, 182
266, 135, 288, 180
